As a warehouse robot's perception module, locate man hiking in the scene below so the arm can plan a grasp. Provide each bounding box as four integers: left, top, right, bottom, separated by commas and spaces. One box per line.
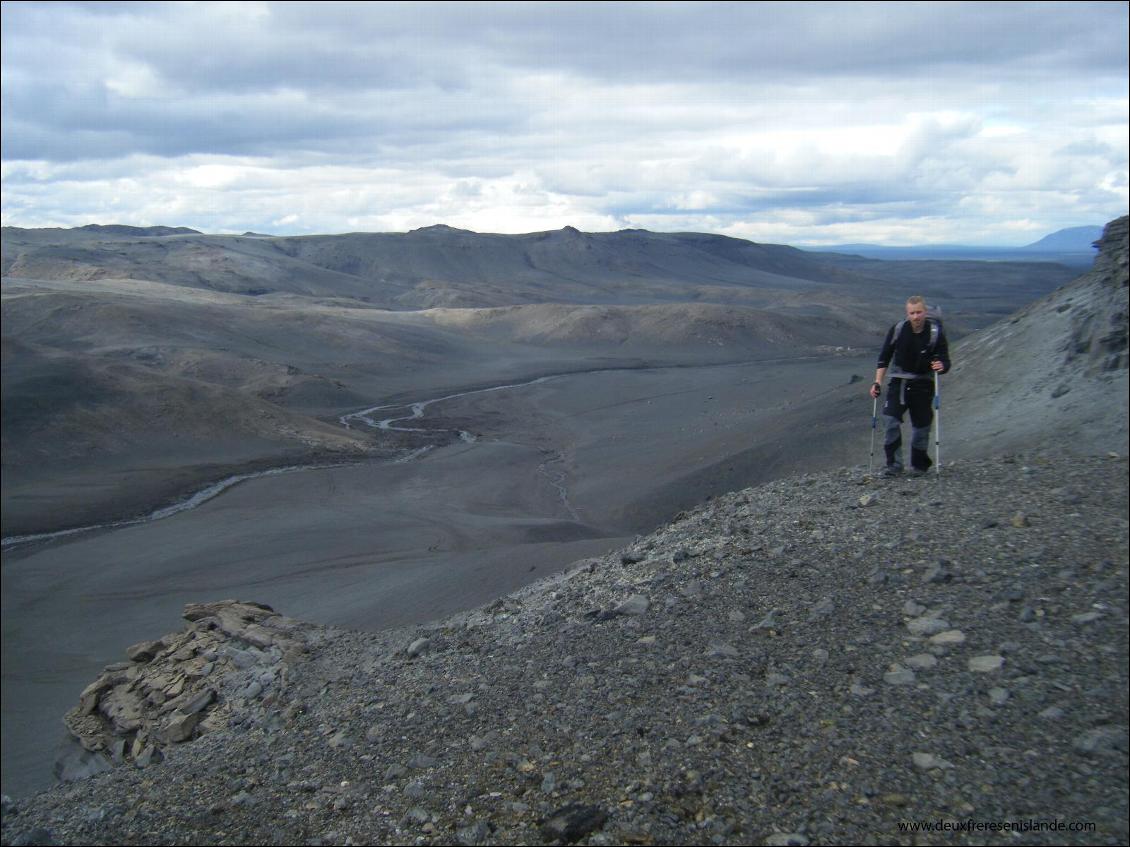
869, 296, 951, 476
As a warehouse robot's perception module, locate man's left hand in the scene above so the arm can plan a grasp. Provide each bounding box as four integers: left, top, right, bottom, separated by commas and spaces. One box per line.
930, 360, 945, 372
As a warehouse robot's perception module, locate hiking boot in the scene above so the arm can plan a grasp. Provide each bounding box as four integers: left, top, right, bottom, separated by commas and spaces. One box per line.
911, 448, 933, 473
882, 465, 903, 477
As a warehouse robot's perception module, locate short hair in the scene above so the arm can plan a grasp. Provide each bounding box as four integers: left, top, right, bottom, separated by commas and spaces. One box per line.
906, 296, 926, 308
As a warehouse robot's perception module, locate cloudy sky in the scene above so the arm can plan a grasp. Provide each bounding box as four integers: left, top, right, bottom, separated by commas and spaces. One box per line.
2, 1, 1127, 245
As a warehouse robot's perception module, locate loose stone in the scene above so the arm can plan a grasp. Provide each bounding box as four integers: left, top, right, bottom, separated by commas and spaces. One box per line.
907, 617, 950, 637
539, 803, 608, 843
988, 687, 1010, 705
912, 752, 954, 770
883, 665, 916, 686
968, 655, 1005, 673
928, 630, 966, 645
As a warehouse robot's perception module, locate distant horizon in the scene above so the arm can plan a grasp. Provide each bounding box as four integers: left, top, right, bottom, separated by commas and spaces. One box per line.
3, 218, 1113, 251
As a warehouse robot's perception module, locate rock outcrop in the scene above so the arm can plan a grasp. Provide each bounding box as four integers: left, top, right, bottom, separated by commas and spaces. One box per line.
946, 215, 1129, 459
57, 601, 321, 780
1065, 215, 1129, 375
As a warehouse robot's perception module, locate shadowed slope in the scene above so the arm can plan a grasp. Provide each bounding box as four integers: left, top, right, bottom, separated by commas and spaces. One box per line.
3, 225, 1076, 314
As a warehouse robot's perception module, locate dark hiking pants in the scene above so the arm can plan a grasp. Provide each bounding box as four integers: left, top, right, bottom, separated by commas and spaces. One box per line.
883, 377, 934, 471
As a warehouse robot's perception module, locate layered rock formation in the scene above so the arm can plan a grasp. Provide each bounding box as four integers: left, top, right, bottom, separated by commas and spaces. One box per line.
1065, 215, 1129, 375
57, 602, 322, 780
946, 215, 1129, 459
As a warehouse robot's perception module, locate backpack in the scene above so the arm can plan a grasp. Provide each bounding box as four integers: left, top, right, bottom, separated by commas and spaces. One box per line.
892, 316, 941, 355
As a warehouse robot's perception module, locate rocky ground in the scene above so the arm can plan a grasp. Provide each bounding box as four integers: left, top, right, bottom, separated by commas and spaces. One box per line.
3, 452, 1127, 846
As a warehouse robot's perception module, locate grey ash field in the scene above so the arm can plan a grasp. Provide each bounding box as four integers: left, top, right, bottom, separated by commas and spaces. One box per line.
0, 219, 1126, 844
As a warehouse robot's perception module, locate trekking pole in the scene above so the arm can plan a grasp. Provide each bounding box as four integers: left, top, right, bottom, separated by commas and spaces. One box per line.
868, 393, 878, 476
933, 371, 941, 475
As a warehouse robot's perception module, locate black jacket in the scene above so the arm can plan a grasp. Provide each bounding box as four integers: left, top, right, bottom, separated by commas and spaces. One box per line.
877, 318, 950, 377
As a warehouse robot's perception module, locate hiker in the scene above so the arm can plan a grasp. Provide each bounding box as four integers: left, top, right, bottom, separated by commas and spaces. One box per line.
869, 296, 950, 475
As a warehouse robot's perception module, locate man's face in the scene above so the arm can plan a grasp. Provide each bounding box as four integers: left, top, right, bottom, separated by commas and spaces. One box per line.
906, 301, 927, 331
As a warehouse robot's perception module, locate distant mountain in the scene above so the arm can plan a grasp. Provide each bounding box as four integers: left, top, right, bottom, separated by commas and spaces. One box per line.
806, 224, 1105, 268
1020, 225, 1104, 251
0, 224, 202, 246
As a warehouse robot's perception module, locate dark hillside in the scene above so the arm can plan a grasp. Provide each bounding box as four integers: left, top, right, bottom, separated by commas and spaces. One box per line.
3, 225, 1077, 316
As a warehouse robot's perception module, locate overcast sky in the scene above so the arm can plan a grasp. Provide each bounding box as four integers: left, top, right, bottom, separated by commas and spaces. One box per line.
2, 1, 1127, 245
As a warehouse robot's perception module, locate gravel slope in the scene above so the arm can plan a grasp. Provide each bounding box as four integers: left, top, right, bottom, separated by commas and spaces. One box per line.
3, 453, 1126, 846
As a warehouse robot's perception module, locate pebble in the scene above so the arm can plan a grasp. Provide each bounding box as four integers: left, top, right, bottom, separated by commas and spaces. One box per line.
455, 819, 492, 846
706, 642, 740, 658
753, 611, 778, 630
968, 655, 1005, 673
911, 752, 954, 770
1073, 727, 1129, 756
906, 616, 950, 636
883, 665, 916, 686
765, 834, 810, 846
615, 594, 650, 616
1071, 611, 1103, 624
928, 630, 966, 645
539, 803, 608, 843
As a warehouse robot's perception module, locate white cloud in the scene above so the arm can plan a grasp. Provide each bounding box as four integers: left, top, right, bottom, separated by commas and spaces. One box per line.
1, 1, 1126, 244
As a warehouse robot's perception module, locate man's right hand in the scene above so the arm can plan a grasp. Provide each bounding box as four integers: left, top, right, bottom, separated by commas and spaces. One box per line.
870, 382, 882, 399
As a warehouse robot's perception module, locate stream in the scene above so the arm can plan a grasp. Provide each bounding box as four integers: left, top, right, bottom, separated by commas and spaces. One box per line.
3, 374, 568, 550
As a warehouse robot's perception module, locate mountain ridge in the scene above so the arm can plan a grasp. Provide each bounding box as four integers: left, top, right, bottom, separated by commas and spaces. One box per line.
2, 225, 880, 309
3, 224, 1080, 310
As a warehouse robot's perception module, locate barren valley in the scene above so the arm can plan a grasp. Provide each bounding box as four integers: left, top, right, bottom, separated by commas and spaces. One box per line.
2, 222, 1121, 805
